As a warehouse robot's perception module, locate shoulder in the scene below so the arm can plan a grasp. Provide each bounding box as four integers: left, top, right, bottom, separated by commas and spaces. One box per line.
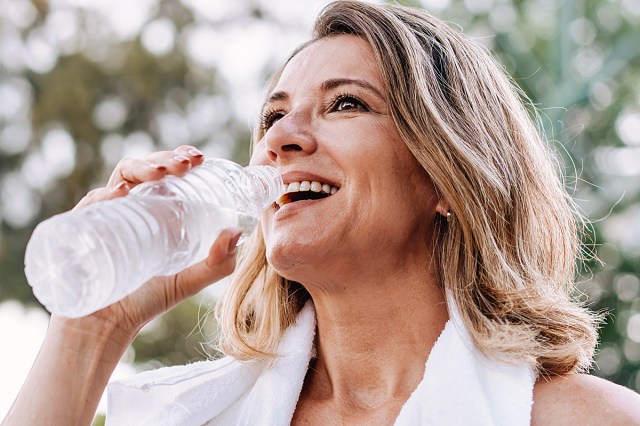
532, 373, 640, 425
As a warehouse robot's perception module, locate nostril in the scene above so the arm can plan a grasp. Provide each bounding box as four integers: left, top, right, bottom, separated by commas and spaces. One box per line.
282, 144, 302, 152
266, 143, 302, 162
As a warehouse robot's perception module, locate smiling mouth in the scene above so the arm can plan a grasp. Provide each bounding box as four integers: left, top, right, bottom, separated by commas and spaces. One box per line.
276, 180, 339, 208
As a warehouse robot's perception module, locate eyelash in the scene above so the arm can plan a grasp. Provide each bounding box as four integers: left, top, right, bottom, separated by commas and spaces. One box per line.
259, 108, 284, 131
330, 92, 368, 112
259, 93, 369, 132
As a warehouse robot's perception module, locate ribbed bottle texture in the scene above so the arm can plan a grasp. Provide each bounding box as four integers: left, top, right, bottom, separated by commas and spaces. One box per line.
24, 159, 283, 318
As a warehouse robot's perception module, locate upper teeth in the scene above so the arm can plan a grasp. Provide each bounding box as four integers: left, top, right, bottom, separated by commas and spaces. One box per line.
276, 180, 339, 207
286, 180, 338, 195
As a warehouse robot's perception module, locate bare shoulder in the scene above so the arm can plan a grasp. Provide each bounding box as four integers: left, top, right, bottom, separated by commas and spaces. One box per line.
532, 373, 640, 425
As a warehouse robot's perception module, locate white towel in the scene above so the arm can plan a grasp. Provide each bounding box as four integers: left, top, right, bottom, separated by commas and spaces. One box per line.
210, 302, 316, 425
107, 301, 534, 425
106, 303, 315, 426
394, 305, 535, 425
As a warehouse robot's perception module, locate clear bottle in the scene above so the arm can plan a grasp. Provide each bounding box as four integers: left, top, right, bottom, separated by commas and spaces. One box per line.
24, 158, 283, 318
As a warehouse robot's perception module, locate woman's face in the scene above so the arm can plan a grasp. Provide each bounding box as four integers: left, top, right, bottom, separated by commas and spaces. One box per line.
251, 34, 442, 282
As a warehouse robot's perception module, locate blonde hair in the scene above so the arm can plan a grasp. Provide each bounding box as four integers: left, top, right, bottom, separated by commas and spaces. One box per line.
216, 0, 599, 375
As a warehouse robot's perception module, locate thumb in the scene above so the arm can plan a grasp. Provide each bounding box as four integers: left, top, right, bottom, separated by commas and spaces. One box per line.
172, 227, 243, 301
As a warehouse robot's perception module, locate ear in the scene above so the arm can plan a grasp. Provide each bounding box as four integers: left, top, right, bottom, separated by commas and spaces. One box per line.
435, 198, 451, 218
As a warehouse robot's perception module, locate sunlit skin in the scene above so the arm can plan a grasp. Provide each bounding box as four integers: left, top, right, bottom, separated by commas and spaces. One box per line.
249, 35, 640, 424
252, 35, 446, 287
251, 34, 451, 423
4, 32, 640, 426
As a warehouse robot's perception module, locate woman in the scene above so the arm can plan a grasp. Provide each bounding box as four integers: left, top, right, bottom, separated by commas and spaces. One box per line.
4, 1, 640, 425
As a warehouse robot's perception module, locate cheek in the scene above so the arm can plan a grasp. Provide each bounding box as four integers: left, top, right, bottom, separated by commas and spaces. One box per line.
249, 142, 269, 166
368, 156, 437, 230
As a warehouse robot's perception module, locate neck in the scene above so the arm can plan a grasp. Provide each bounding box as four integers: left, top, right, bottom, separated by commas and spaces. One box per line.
299, 260, 449, 409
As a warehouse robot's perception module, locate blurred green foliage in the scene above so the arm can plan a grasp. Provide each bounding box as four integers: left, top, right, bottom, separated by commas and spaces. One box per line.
0, 0, 638, 401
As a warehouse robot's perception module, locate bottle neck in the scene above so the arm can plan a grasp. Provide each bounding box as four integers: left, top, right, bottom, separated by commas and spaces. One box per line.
243, 165, 284, 213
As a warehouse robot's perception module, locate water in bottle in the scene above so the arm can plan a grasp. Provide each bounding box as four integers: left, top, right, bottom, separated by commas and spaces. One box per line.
24, 158, 283, 318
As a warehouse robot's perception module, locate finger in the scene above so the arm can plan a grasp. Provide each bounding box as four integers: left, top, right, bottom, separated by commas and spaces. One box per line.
146, 146, 206, 175
145, 151, 193, 177
106, 146, 205, 189
140, 146, 204, 176
106, 158, 168, 188
74, 182, 130, 210
174, 145, 205, 167
171, 227, 243, 301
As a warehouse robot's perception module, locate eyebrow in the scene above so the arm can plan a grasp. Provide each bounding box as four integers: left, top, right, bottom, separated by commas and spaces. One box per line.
321, 78, 385, 100
262, 77, 385, 110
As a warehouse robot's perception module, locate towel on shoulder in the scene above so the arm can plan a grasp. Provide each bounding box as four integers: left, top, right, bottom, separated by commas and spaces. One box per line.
107, 301, 534, 425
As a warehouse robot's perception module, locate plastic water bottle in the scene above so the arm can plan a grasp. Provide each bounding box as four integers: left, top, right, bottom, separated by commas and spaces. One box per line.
24, 158, 283, 318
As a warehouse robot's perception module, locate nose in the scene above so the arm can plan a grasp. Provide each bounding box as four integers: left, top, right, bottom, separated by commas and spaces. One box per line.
263, 110, 317, 164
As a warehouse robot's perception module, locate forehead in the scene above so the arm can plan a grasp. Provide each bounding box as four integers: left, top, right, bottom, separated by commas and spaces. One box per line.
273, 34, 383, 93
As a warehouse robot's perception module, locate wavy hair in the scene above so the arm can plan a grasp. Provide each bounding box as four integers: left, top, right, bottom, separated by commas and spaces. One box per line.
216, 0, 599, 375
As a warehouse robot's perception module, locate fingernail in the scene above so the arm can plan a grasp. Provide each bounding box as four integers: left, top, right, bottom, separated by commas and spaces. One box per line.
146, 163, 167, 172
188, 148, 204, 158
228, 228, 243, 254
173, 155, 191, 165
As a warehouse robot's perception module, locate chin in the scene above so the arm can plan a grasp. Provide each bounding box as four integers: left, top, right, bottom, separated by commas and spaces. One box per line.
265, 235, 330, 283
265, 239, 306, 277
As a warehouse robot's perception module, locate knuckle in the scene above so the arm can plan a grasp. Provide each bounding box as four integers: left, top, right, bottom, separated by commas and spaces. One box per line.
75, 187, 106, 209
116, 157, 134, 168
87, 187, 105, 197
168, 275, 181, 305
146, 150, 167, 159
113, 158, 135, 177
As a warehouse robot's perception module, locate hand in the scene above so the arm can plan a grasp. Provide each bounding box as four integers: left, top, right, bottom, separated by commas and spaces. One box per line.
57, 145, 242, 343
3, 145, 239, 426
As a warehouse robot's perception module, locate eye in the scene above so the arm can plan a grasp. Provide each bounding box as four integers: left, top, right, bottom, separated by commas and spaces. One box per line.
260, 109, 285, 131
332, 95, 368, 112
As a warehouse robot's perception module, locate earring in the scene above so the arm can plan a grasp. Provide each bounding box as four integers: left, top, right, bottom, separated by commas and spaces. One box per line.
446, 211, 451, 222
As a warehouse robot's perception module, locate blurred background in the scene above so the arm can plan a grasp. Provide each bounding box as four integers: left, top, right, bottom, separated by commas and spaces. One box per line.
0, 0, 638, 423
